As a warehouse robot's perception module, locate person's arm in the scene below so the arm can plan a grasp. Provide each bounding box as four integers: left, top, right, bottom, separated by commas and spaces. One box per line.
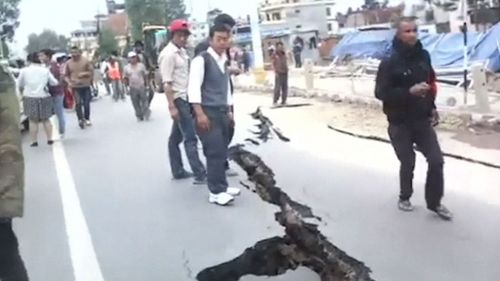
188, 55, 210, 132
142, 64, 148, 88
64, 63, 72, 86
160, 52, 179, 119
17, 69, 25, 94
48, 70, 59, 86
123, 67, 129, 87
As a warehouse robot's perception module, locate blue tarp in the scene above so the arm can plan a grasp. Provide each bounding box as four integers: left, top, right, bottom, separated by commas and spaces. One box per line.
331, 23, 500, 72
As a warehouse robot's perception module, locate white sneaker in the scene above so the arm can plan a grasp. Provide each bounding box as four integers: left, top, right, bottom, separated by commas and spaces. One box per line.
226, 187, 241, 196
208, 192, 234, 206
85, 120, 92, 126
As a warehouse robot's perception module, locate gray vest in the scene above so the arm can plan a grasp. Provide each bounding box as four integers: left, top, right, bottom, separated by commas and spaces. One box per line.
201, 52, 228, 107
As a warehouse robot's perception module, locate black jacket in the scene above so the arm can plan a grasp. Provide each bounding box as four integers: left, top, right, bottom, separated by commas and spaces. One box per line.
375, 38, 437, 124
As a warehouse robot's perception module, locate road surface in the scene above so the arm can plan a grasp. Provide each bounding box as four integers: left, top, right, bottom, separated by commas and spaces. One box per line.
14, 92, 500, 281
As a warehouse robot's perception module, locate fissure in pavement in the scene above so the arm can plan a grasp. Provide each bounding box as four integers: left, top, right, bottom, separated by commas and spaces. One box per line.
196, 109, 375, 281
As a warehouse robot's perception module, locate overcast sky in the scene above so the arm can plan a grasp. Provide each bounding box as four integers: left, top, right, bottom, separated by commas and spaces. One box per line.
15, 0, 409, 48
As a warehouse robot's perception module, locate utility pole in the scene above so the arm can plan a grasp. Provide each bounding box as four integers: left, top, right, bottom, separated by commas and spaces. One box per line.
461, 0, 469, 105
249, 0, 266, 84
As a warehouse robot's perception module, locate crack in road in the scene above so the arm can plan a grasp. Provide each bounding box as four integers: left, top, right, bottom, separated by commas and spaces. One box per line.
196, 109, 375, 281
328, 125, 500, 170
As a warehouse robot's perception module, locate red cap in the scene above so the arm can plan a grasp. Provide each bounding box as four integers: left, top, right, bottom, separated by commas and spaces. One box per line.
169, 19, 190, 34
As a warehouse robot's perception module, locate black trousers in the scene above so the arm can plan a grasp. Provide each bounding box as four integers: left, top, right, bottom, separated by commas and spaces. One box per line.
0, 220, 29, 281
388, 120, 444, 209
273, 73, 288, 104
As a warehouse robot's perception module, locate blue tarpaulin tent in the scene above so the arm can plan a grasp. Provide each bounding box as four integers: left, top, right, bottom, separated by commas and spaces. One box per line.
331, 23, 500, 72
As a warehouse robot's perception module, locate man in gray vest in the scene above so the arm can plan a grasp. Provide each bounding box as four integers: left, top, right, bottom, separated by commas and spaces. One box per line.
0, 61, 29, 281
188, 24, 241, 206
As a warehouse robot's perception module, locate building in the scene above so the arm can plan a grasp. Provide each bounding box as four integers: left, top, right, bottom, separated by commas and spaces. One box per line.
336, 5, 403, 31
259, 0, 337, 36
70, 20, 99, 55
70, 1, 129, 58
190, 19, 209, 44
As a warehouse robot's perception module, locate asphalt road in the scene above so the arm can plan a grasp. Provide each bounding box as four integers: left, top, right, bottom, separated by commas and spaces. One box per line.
13, 91, 500, 281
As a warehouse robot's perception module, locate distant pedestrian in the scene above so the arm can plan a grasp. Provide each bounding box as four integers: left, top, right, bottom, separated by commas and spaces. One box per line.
188, 23, 241, 206
0, 62, 29, 281
272, 42, 289, 106
40, 49, 66, 138
194, 13, 239, 178
18, 53, 59, 146
241, 46, 250, 73
107, 56, 124, 101
100, 58, 111, 95
160, 19, 206, 183
293, 37, 303, 68
65, 46, 94, 129
375, 18, 452, 220
124, 51, 150, 121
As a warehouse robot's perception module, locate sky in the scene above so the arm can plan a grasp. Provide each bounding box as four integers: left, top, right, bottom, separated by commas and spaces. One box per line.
14, 0, 411, 49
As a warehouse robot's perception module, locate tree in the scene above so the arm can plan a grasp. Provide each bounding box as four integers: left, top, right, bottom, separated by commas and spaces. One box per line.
25, 30, 69, 54
125, 0, 187, 41
125, 0, 168, 40
98, 27, 118, 58
165, 0, 187, 24
0, 0, 20, 39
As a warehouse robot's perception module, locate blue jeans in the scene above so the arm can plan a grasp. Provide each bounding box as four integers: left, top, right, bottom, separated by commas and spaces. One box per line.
197, 106, 231, 194
53, 95, 65, 134
73, 87, 92, 121
168, 99, 206, 179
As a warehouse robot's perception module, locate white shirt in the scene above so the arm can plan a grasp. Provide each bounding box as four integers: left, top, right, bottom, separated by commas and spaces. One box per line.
18, 64, 58, 98
188, 47, 232, 105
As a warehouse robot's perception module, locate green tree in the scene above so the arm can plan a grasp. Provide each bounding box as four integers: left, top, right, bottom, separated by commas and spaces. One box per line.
25, 29, 69, 53
1, 0, 20, 59
98, 27, 118, 58
125, 0, 168, 40
165, 0, 187, 24
125, 0, 187, 40
0, 0, 20, 39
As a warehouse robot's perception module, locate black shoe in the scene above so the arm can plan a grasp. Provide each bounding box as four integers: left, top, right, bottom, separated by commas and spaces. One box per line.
47, 140, 54, 145
30, 142, 38, 147
193, 176, 207, 185
429, 205, 453, 221
78, 120, 85, 129
173, 171, 194, 180
398, 200, 415, 212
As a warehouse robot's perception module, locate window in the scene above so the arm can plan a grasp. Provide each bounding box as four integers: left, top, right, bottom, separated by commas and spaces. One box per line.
272, 12, 281, 20
326, 7, 331, 17
296, 24, 302, 29
266, 14, 271, 21
327, 23, 332, 31
295, 9, 300, 14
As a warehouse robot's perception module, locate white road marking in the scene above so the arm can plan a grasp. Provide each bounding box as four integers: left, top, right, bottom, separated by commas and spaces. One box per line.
52, 142, 105, 281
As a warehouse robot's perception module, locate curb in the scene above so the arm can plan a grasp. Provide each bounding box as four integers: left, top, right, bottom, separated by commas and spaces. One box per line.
236, 84, 500, 131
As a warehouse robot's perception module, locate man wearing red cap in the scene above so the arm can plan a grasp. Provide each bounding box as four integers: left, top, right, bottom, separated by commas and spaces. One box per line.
159, 19, 207, 184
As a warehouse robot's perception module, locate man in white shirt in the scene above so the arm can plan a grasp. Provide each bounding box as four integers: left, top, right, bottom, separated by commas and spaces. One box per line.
188, 24, 241, 206
160, 19, 206, 184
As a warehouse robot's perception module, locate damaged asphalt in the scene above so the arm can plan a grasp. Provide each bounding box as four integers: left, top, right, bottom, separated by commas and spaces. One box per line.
15, 93, 500, 281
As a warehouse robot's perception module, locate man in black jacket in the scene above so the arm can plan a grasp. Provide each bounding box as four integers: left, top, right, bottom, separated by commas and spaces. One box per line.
375, 18, 453, 220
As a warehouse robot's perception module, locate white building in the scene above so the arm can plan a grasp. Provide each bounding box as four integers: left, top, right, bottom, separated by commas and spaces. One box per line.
190, 20, 209, 44
259, 0, 337, 36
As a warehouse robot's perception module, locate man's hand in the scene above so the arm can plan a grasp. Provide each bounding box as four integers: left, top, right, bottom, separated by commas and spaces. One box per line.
228, 67, 241, 76
196, 113, 210, 133
228, 111, 235, 127
409, 82, 430, 97
430, 109, 440, 127
169, 105, 179, 121
77, 72, 90, 79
